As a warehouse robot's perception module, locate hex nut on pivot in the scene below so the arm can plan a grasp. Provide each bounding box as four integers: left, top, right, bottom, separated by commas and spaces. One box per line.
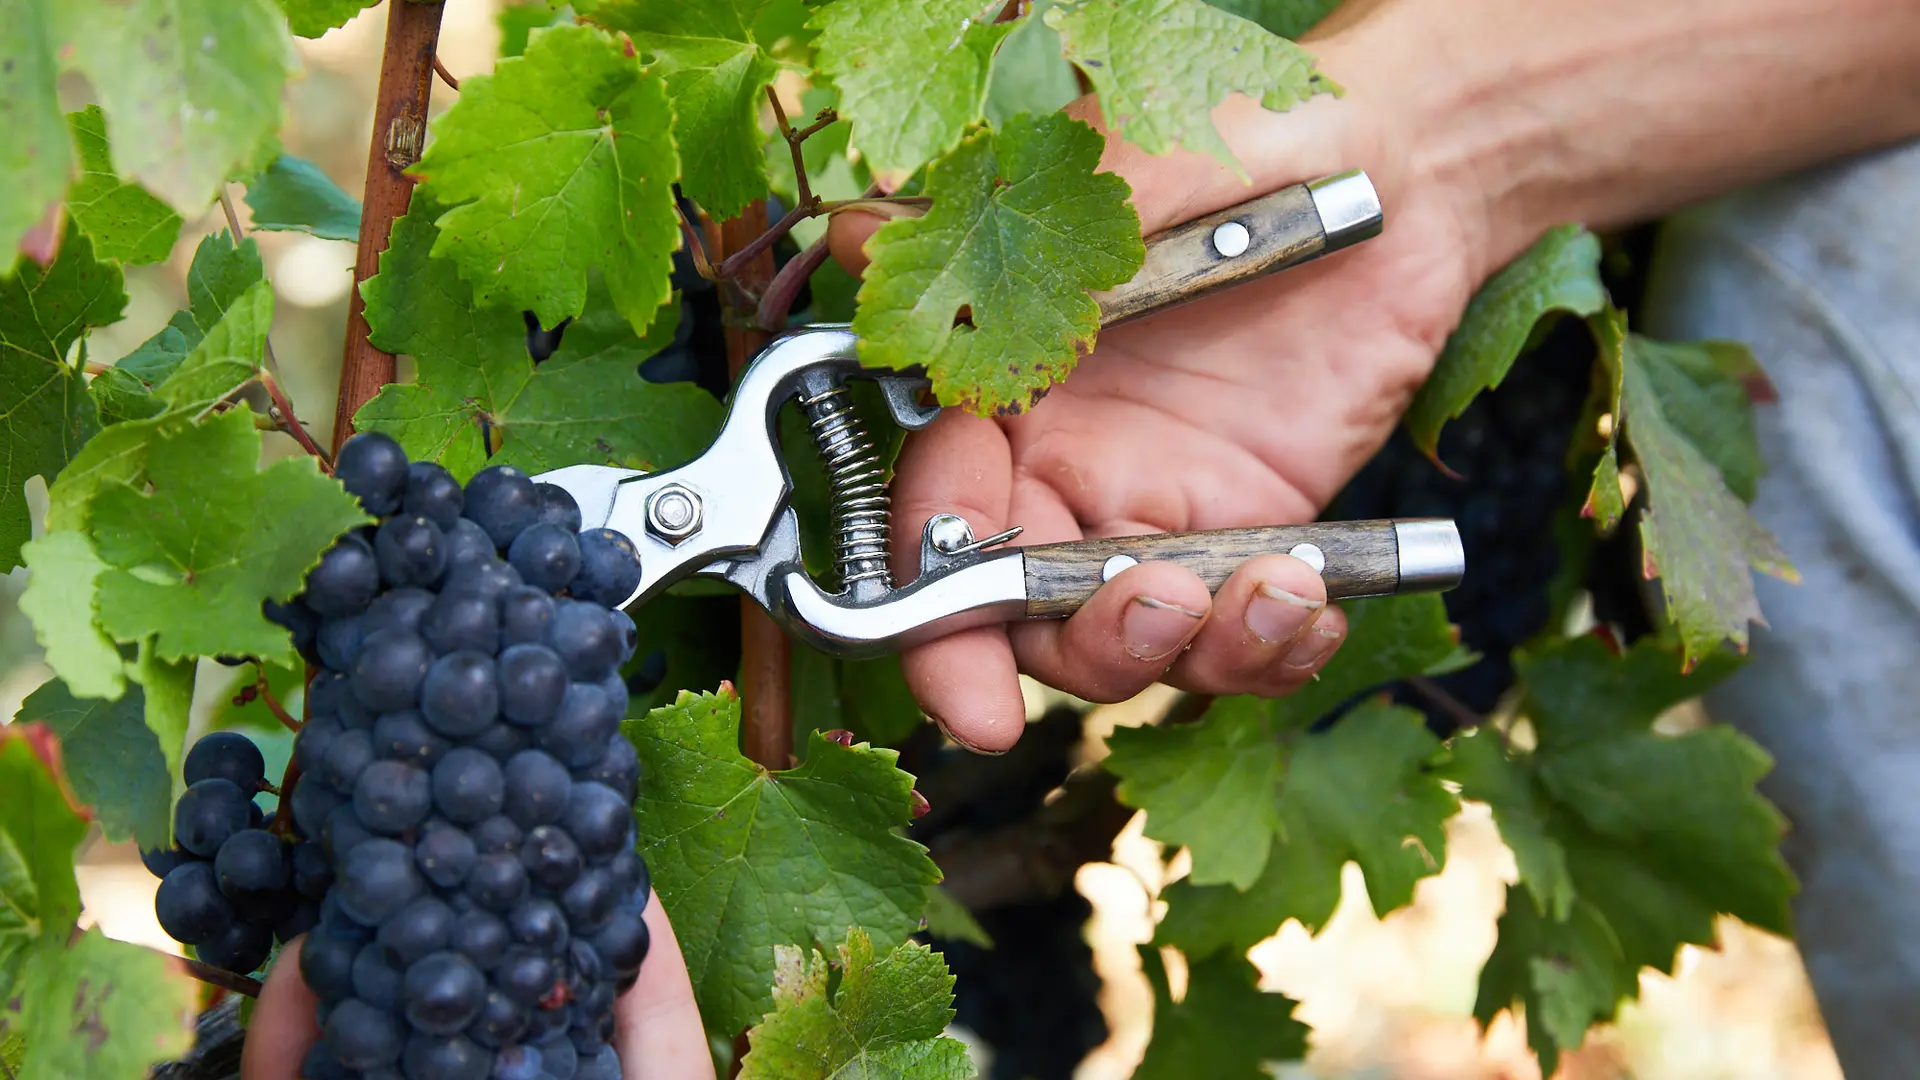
646, 484, 703, 544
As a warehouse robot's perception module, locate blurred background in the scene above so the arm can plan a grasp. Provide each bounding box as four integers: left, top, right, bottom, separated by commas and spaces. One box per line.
0, 3, 1846, 1078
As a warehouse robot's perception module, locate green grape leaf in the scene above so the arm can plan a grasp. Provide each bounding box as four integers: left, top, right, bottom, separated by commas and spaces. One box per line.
1150, 701, 1454, 954
0, 930, 197, 1080
413, 23, 680, 336
185, 231, 269, 331
1045, 0, 1334, 176
921, 886, 994, 949
1106, 594, 1456, 890
1201, 0, 1344, 38
357, 200, 720, 480
1449, 635, 1793, 1075
242, 154, 362, 241
151, 279, 271, 412
43, 412, 186, 536
811, 0, 1012, 185
277, 0, 379, 38
587, 0, 783, 219
90, 409, 369, 667
627, 688, 942, 1036
2, 224, 124, 572
1135, 947, 1306, 1080
64, 106, 183, 265
985, 0, 1080, 127
90, 231, 264, 425
0, 726, 89, 946
1404, 226, 1606, 466
0, 0, 71, 257
128, 644, 195, 808
16, 680, 168, 853
1586, 308, 1795, 663
50, 0, 296, 213
738, 928, 973, 1080
852, 112, 1143, 414
18, 531, 123, 700
499, 2, 567, 58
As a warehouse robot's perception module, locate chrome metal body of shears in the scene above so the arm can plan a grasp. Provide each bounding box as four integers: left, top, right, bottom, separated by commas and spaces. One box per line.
534, 170, 1465, 658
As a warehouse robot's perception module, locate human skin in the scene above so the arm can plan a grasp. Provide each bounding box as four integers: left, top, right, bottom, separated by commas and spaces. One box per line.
829, 0, 1920, 754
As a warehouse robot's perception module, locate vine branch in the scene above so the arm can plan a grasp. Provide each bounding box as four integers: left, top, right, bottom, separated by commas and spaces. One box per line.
216, 187, 332, 465
331, 0, 447, 455
1406, 676, 1486, 731
432, 54, 459, 91
176, 953, 263, 999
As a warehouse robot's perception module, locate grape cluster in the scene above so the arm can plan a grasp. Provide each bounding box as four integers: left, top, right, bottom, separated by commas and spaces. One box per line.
1329, 317, 1596, 733
269, 433, 649, 1080
147, 730, 320, 974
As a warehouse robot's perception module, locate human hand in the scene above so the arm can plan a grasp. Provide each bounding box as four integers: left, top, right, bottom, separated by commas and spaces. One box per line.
827, 27, 1492, 754
240, 893, 714, 1080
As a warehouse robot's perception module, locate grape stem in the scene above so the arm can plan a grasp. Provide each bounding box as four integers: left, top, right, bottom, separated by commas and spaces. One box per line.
249, 663, 302, 733
675, 201, 719, 283
754, 234, 831, 332
432, 54, 459, 91
1405, 676, 1485, 731
260, 371, 333, 469
173, 951, 264, 998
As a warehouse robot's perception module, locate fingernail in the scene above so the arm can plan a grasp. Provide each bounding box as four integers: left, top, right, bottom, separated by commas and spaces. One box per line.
1245, 582, 1324, 644
1125, 596, 1205, 661
932, 715, 1009, 756
1282, 622, 1344, 674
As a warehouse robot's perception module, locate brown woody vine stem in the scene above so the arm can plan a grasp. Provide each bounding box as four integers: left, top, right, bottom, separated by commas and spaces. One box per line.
176, 952, 263, 999
713, 200, 792, 770
331, 0, 447, 455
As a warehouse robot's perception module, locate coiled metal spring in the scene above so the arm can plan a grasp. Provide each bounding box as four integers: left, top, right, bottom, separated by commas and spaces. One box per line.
799, 383, 891, 588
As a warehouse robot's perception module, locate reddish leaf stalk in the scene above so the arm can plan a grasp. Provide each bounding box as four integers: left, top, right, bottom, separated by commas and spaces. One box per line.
330, 0, 447, 455
261, 371, 332, 468
716, 201, 792, 770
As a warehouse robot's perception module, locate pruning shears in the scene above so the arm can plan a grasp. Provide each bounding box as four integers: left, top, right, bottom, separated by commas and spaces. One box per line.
534, 170, 1464, 657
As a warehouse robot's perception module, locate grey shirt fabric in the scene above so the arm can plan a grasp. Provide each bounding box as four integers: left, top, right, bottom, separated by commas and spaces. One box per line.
1641, 140, 1920, 1078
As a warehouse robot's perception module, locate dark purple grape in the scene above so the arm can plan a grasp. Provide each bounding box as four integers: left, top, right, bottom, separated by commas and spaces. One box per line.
334, 432, 409, 517
414, 820, 477, 889
373, 709, 450, 769
290, 771, 344, 838
534, 1031, 578, 1080
321, 728, 377, 791
294, 714, 343, 774
421, 652, 499, 738
374, 515, 447, 590
421, 590, 499, 656
499, 586, 555, 647
519, 825, 582, 890
463, 465, 540, 549
316, 614, 367, 671
469, 721, 530, 760
337, 686, 376, 731
502, 751, 572, 829
378, 896, 454, 965
293, 840, 334, 898
300, 923, 363, 1000
534, 483, 582, 533
431, 747, 505, 825
471, 814, 525, 855
308, 671, 349, 718
465, 988, 528, 1048
508, 897, 569, 952
248, 798, 266, 829
337, 838, 423, 925
610, 850, 649, 903
577, 1043, 620, 1080
492, 1044, 544, 1080
352, 944, 405, 1010
141, 845, 193, 880
575, 734, 638, 803
325, 804, 375, 863
560, 869, 616, 933
350, 629, 433, 712
547, 601, 622, 681
507, 523, 580, 593
497, 644, 568, 727
597, 672, 629, 722
592, 912, 649, 975
572, 529, 642, 609
449, 909, 510, 970
354, 759, 433, 834
442, 556, 522, 602
401, 1033, 487, 1080
174, 778, 253, 857
275, 900, 320, 943
213, 828, 289, 901
403, 951, 487, 1034
156, 861, 234, 944
363, 587, 436, 639
264, 597, 320, 659
607, 609, 638, 660
185, 730, 265, 791
404, 461, 465, 531
465, 853, 528, 911
306, 535, 382, 618
443, 518, 495, 571
493, 947, 556, 1006
563, 782, 631, 863
320, 890, 376, 942
541, 685, 620, 768
325, 997, 405, 1068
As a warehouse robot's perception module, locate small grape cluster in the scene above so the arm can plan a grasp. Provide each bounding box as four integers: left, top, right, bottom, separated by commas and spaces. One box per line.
268, 433, 649, 1080
147, 730, 321, 974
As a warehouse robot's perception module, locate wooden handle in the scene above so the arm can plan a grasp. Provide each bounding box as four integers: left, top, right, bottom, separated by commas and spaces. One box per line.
1022, 521, 1406, 617
1092, 171, 1381, 328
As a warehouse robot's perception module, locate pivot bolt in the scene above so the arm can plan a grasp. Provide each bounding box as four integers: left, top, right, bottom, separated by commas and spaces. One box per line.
646, 484, 703, 544
925, 513, 976, 554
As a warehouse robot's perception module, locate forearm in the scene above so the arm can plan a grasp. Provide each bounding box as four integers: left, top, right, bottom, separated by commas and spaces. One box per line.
1316, 0, 1920, 276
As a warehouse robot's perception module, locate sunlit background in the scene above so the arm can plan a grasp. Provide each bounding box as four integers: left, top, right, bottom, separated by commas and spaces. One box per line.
0, 3, 1845, 1078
